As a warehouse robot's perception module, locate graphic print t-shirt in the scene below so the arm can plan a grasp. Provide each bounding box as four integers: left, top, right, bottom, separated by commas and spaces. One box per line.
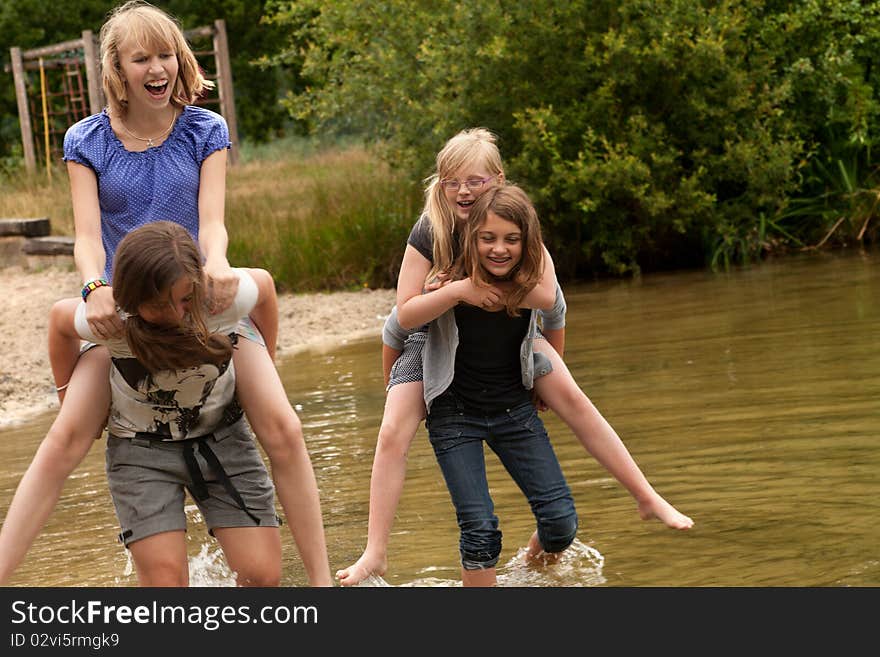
75, 269, 257, 440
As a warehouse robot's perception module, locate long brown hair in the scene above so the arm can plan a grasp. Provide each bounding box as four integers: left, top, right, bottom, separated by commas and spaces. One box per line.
113, 221, 232, 373
100, 1, 214, 117
455, 185, 545, 317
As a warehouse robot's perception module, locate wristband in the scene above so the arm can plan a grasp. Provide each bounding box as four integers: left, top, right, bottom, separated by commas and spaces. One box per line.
81, 278, 109, 301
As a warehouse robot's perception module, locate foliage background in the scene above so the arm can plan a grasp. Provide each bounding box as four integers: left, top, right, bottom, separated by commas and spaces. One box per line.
2, 0, 879, 284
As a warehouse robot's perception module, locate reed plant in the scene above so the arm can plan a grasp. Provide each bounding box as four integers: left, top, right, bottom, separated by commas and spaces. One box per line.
225, 142, 421, 291
0, 139, 422, 292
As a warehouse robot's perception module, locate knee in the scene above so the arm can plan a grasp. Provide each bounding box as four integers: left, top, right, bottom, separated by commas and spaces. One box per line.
536, 511, 579, 554
459, 517, 502, 570
376, 420, 412, 460
136, 558, 188, 587
252, 410, 304, 459
236, 562, 281, 587
43, 423, 97, 469
48, 298, 79, 338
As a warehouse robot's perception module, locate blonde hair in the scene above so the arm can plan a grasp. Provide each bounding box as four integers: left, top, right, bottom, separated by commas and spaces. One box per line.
454, 184, 545, 317
100, 1, 214, 116
113, 221, 232, 374
423, 128, 504, 280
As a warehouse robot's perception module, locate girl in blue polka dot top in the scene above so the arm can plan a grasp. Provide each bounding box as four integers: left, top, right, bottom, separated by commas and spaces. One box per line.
7, 1, 332, 586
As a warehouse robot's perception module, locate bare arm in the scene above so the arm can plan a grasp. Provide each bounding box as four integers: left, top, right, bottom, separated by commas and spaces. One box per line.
520, 245, 558, 310
68, 161, 121, 340
198, 148, 238, 313
395, 245, 502, 329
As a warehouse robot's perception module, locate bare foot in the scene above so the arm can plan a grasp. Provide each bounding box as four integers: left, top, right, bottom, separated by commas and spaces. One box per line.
638, 496, 694, 530
523, 530, 563, 567
335, 552, 387, 587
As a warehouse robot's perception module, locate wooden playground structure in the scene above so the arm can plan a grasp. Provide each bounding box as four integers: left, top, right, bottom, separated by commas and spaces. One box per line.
8, 19, 240, 175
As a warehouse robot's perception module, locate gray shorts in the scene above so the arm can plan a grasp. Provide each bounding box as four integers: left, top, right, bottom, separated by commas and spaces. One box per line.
105, 418, 279, 547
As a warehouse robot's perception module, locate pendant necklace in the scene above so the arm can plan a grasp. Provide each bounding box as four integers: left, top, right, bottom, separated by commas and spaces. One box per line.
119, 110, 177, 148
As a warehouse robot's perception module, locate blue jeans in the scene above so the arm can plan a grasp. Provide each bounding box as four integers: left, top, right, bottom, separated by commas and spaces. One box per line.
426, 391, 578, 570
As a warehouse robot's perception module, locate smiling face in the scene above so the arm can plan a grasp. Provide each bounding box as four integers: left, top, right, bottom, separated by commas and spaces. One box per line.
117, 36, 179, 109
137, 276, 194, 326
476, 210, 523, 279
442, 161, 503, 223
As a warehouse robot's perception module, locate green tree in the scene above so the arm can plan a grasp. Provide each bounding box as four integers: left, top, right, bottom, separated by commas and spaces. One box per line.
0, 0, 298, 164
267, 0, 880, 276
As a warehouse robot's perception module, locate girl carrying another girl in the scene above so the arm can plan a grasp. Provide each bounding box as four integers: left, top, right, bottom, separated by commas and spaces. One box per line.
0, 0, 330, 586
338, 128, 692, 586
0, 222, 308, 586
425, 184, 577, 586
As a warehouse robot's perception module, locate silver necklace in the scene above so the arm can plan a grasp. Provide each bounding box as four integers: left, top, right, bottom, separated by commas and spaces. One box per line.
119, 110, 177, 148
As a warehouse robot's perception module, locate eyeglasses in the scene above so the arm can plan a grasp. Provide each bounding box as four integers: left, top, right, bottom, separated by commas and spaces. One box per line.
440, 175, 496, 192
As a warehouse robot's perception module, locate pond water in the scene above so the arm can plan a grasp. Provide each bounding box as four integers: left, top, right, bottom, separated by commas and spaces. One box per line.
2, 249, 878, 587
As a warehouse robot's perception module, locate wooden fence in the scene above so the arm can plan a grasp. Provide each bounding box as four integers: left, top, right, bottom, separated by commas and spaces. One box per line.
8, 19, 239, 174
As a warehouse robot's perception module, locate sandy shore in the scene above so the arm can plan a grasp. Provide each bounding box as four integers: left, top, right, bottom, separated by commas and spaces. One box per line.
0, 264, 396, 428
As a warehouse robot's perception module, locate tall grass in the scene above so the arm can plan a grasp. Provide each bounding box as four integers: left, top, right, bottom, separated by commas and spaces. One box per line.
0, 139, 423, 292
0, 166, 74, 234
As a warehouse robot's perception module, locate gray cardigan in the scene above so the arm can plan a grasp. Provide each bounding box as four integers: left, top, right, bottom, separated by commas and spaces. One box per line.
382, 284, 567, 413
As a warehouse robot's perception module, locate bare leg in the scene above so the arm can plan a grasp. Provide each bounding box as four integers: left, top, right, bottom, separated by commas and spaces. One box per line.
214, 526, 282, 586
462, 567, 496, 587
232, 338, 332, 586
532, 341, 693, 530
0, 347, 111, 584
48, 298, 85, 405
128, 531, 190, 586
336, 381, 425, 586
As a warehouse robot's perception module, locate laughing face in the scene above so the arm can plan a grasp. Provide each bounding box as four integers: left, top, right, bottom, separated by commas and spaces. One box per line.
117, 37, 179, 109
442, 162, 502, 224
476, 210, 523, 280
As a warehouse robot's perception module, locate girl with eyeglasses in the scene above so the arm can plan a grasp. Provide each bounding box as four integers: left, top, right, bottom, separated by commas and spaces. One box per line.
337, 128, 692, 587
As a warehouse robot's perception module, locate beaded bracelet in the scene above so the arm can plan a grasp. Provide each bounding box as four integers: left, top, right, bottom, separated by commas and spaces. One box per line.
81, 278, 109, 301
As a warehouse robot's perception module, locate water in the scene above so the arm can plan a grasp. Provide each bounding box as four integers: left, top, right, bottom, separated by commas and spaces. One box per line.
2, 249, 878, 586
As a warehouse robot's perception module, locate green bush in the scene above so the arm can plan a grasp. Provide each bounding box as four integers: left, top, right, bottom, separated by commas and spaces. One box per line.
267, 0, 880, 276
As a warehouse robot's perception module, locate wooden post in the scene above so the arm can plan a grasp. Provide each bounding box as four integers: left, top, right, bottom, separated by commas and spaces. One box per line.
82, 30, 104, 114
212, 19, 239, 165
10, 47, 36, 173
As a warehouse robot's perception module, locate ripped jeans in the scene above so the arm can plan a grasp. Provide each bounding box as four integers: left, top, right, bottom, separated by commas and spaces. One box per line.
426, 390, 578, 570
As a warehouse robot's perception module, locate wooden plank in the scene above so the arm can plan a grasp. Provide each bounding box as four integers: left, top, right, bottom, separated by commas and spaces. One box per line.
0, 218, 50, 237
22, 38, 84, 59
23, 236, 75, 255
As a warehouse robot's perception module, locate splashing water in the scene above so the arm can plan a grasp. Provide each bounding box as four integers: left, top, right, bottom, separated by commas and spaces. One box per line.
112, 540, 235, 587
354, 573, 393, 587
188, 543, 237, 587
497, 538, 606, 587
390, 538, 605, 587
